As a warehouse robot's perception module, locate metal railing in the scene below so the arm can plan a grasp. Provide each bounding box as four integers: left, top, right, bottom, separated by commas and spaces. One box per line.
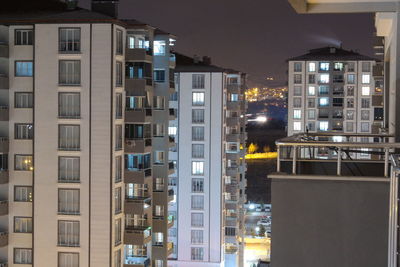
275, 133, 400, 177
388, 154, 400, 267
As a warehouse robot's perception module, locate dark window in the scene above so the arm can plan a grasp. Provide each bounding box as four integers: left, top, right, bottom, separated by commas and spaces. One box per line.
15, 29, 33, 45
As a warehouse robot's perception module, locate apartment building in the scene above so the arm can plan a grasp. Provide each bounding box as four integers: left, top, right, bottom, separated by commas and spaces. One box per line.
168, 54, 247, 267
267, 1, 400, 267
287, 47, 383, 136
0, 0, 175, 266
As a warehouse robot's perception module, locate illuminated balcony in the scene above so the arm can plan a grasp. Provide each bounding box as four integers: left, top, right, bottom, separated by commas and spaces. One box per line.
225, 245, 238, 254
167, 242, 174, 256
124, 257, 150, 267
125, 138, 152, 154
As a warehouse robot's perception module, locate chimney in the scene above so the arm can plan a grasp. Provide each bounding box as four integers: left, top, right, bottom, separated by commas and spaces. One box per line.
193, 55, 200, 64
92, 0, 119, 18
202, 56, 211, 65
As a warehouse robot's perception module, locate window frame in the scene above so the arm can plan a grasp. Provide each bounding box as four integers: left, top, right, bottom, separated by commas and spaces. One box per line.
14, 29, 33, 46
15, 61, 33, 77
58, 27, 81, 53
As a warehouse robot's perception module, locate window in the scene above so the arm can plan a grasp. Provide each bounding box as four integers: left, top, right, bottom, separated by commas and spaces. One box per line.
59, 28, 80, 53
59, 125, 80, 151
308, 62, 316, 72
293, 109, 301, 119
347, 99, 354, 108
374, 108, 384, 121
334, 62, 344, 71
116, 30, 123, 55
192, 161, 204, 175
14, 186, 32, 202
14, 217, 32, 233
361, 110, 370, 120
191, 230, 204, 244
293, 86, 302, 96
308, 110, 316, 120
362, 86, 370, 96
115, 187, 122, 214
191, 195, 204, 210
58, 252, 79, 267
125, 153, 151, 170
307, 98, 315, 108
154, 151, 165, 165
294, 62, 302, 72
346, 122, 354, 132
192, 109, 205, 123
362, 62, 371, 72
318, 85, 329, 95
332, 98, 343, 107
347, 74, 355, 84
58, 189, 79, 215
308, 74, 315, 84
153, 123, 165, 137
319, 74, 329, 84
15, 124, 33, 139
115, 156, 122, 183
154, 69, 165, 82
191, 247, 204, 261
347, 86, 354, 96
319, 97, 329, 107
307, 122, 315, 131
168, 126, 177, 136
15, 29, 33, 45
59, 93, 80, 118
59, 157, 80, 183
116, 62, 123, 86
192, 126, 204, 141
116, 93, 122, 119
153, 96, 165, 110
225, 227, 236, 236
192, 178, 204, 192
191, 213, 204, 227
230, 94, 239, 102
347, 62, 355, 72
293, 98, 301, 108
346, 110, 354, 120
15, 61, 33, 77
193, 74, 205, 89
293, 74, 302, 84
361, 98, 370, 108
59, 60, 80, 85
58, 221, 80, 247
115, 125, 122, 151
319, 121, 329, 131
14, 248, 32, 264
362, 74, 370, 84
15, 155, 32, 171
115, 219, 122, 245
308, 86, 316, 96
293, 122, 301, 131
192, 92, 205, 106
154, 40, 166, 55
192, 144, 204, 158
361, 122, 370, 132
333, 74, 344, 83
114, 250, 121, 267
15, 92, 33, 108
319, 62, 329, 71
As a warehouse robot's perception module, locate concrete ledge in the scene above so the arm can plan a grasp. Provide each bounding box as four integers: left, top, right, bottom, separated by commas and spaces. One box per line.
269, 172, 389, 183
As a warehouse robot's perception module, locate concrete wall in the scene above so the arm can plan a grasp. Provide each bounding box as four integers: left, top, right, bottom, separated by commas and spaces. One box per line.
271, 178, 389, 267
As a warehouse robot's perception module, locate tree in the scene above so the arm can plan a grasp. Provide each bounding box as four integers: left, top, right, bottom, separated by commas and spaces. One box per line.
248, 143, 259, 154
263, 145, 271, 153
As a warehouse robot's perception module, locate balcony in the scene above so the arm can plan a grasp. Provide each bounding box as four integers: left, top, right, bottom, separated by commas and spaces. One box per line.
227, 133, 240, 142
373, 64, 384, 78
0, 107, 8, 121
227, 101, 240, 110
168, 136, 176, 148
126, 48, 153, 62
0, 232, 8, 247
125, 79, 152, 96
124, 257, 150, 267
227, 83, 240, 93
372, 95, 383, 107
125, 168, 152, 184
125, 138, 152, 154
226, 166, 239, 176
0, 139, 8, 153
0, 171, 8, 184
0, 201, 8, 216
226, 212, 238, 220
169, 108, 177, 120
125, 109, 152, 123
0, 43, 8, 58
226, 117, 240, 126
168, 161, 175, 175
125, 197, 151, 214
225, 245, 238, 254
168, 189, 174, 202
0, 75, 8, 90
124, 226, 152, 245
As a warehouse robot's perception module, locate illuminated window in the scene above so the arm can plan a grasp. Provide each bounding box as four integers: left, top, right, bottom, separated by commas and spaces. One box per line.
319, 62, 329, 71
319, 74, 329, 84
362, 74, 370, 84
293, 109, 301, 119
308, 62, 316, 72
347, 74, 355, 84
293, 122, 301, 131
318, 86, 329, 95
154, 40, 166, 55
192, 92, 205, 106
362, 86, 370, 96
334, 62, 343, 71
308, 86, 316, 96
319, 97, 329, 107
319, 121, 329, 131
192, 162, 204, 175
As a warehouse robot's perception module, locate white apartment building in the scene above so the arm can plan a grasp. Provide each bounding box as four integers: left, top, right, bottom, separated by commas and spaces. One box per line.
288, 47, 383, 136
168, 54, 247, 267
0, 1, 176, 266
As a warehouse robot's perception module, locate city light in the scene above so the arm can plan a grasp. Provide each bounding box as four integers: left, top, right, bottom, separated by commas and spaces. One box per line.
256, 115, 267, 123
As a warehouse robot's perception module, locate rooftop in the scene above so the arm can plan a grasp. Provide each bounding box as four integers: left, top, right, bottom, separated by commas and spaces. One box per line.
288, 46, 376, 61
175, 53, 244, 74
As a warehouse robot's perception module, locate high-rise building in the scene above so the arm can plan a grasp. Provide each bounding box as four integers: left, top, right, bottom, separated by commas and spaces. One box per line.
268, 1, 400, 267
287, 47, 383, 136
168, 54, 247, 267
0, 1, 176, 266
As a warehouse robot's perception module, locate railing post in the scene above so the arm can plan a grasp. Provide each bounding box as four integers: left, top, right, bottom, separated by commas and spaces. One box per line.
385, 148, 389, 178
277, 146, 281, 172
292, 146, 297, 175
337, 147, 342, 176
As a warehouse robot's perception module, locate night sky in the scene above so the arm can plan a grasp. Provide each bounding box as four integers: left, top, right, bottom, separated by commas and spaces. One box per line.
81, 0, 376, 88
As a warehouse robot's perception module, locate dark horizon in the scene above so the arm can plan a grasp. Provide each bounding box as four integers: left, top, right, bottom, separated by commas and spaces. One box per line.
80, 0, 376, 88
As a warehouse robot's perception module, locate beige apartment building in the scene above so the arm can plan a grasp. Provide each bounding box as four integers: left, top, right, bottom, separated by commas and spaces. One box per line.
0, 0, 176, 266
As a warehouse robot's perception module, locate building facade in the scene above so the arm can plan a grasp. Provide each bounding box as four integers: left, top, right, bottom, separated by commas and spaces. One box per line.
168, 54, 247, 267
0, 1, 175, 266
287, 47, 384, 136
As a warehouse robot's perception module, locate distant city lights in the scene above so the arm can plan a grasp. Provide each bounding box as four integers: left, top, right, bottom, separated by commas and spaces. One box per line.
247, 115, 268, 123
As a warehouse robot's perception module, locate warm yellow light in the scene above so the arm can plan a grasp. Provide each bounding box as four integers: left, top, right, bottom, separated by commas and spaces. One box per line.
245, 152, 278, 160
